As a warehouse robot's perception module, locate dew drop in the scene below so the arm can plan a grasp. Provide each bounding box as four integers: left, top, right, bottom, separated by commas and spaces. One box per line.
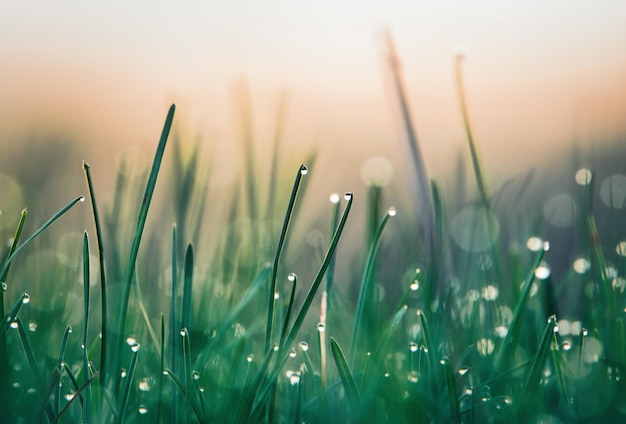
180, 328, 187, 337
383, 371, 390, 378
130, 343, 141, 352
273, 344, 279, 352
481, 285, 499, 301
344, 192, 353, 200
317, 323, 325, 332
329, 193, 340, 204
162, 370, 169, 376
120, 369, 127, 378
274, 292, 280, 300
387, 207, 397, 217
535, 262, 551, 280
79, 196, 85, 203
138, 405, 148, 414
138, 378, 151, 391
192, 370, 200, 380
526, 236, 543, 252
286, 370, 301, 385
582, 328, 589, 337
65, 393, 75, 401
29, 322, 37, 332
409, 281, 419, 291
10, 321, 18, 329
299, 165, 308, 175
126, 337, 137, 346
289, 348, 297, 358
67, 326, 73, 334
562, 340, 572, 351
407, 370, 419, 383
287, 273, 296, 282
573, 257, 591, 274
246, 354, 254, 363
409, 342, 418, 352
22, 293, 30, 304
299, 341, 309, 352
495, 326, 508, 338
575, 168, 592, 186
1, 282, 7, 291
458, 366, 470, 376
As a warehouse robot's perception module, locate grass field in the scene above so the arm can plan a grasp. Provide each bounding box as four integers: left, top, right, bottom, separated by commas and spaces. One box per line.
1, 53, 626, 423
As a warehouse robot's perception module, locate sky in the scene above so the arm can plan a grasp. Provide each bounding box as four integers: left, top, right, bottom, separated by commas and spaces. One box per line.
1, 1, 626, 192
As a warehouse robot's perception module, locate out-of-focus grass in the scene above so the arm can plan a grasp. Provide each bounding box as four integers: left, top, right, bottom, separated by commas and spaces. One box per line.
1, 50, 626, 423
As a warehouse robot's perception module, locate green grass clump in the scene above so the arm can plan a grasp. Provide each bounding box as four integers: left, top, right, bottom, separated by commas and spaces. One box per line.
2, 54, 626, 423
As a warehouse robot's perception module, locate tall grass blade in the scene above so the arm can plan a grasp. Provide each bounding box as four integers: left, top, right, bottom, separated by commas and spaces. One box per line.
157, 313, 165, 423
50, 374, 97, 424
265, 164, 308, 353
279, 273, 298, 346
170, 226, 179, 422
441, 357, 460, 422
330, 337, 360, 411
55, 325, 73, 415
1, 292, 30, 335
82, 231, 92, 422
350, 207, 395, 363
83, 161, 109, 386
0, 208, 26, 287
182, 243, 194, 332
115, 104, 175, 388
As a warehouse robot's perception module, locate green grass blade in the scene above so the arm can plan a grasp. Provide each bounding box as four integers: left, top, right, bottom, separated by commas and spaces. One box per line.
494, 245, 548, 373
350, 207, 396, 364
82, 232, 92, 422
0, 207, 27, 286
1, 292, 30, 335
50, 374, 97, 424
157, 313, 165, 423
1, 196, 84, 278
265, 164, 308, 353
279, 273, 297, 346
55, 325, 73, 415
518, 315, 557, 414
441, 357, 460, 422
170, 226, 179, 422
116, 348, 139, 424
330, 337, 360, 411
182, 243, 194, 332
115, 104, 175, 386
83, 161, 109, 386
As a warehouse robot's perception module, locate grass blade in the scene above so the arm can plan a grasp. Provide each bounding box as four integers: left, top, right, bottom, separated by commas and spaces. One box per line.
350, 207, 396, 364
265, 164, 308, 353
115, 103, 175, 388
83, 161, 109, 386
441, 357, 460, 422
182, 243, 194, 333
82, 232, 92, 422
116, 348, 139, 424
330, 337, 360, 411
1, 292, 30, 335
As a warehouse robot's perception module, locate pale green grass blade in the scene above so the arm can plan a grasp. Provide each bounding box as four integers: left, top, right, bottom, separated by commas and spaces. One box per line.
55, 325, 73, 415
279, 273, 297, 346
1, 292, 30, 334
0, 207, 26, 286
350, 207, 396, 363
1, 196, 84, 277
82, 161, 109, 386
330, 337, 360, 411
265, 164, 308, 353
170, 226, 179, 421
116, 348, 139, 424
115, 104, 175, 386
157, 313, 165, 423
163, 368, 204, 421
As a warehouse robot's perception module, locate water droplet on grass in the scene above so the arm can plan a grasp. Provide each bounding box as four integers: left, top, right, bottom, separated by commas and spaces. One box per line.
121, 369, 127, 378
285, 370, 301, 385
1, 283, 6, 291
10, 321, 18, 329
458, 366, 470, 376
317, 323, 325, 332
495, 326, 508, 338
180, 328, 187, 337
299, 341, 309, 352
344, 192, 353, 200
575, 168, 592, 185
387, 207, 397, 217
126, 337, 137, 346
138, 378, 151, 391
192, 370, 200, 380
409, 281, 419, 291
562, 340, 572, 350
526, 237, 543, 251
289, 348, 297, 358
287, 273, 296, 282
329, 193, 340, 204
138, 405, 148, 414
273, 344, 279, 352
582, 328, 589, 337
409, 342, 418, 352
407, 370, 419, 383
535, 262, 551, 279
573, 257, 591, 274
79, 196, 85, 203
65, 393, 75, 401
299, 165, 308, 175
29, 322, 37, 332
246, 354, 254, 363
22, 293, 30, 304
131, 343, 140, 352
481, 285, 499, 301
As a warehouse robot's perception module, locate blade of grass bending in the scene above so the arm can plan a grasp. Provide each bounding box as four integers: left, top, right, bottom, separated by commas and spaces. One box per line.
454, 52, 489, 209
194, 263, 272, 371
83, 161, 109, 387
330, 337, 360, 410
441, 357, 460, 422
517, 315, 557, 415
62, 362, 85, 408
1, 197, 84, 277
494, 245, 548, 373
115, 104, 175, 388
350, 207, 396, 364
265, 164, 308, 353
163, 369, 204, 421
82, 232, 92, 423
116, 348, 139, 424
51, 374, 97, 424
1, 292, 30, 335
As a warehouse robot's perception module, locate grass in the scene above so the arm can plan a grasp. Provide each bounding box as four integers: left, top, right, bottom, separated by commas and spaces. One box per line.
2, 51, 626, 423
